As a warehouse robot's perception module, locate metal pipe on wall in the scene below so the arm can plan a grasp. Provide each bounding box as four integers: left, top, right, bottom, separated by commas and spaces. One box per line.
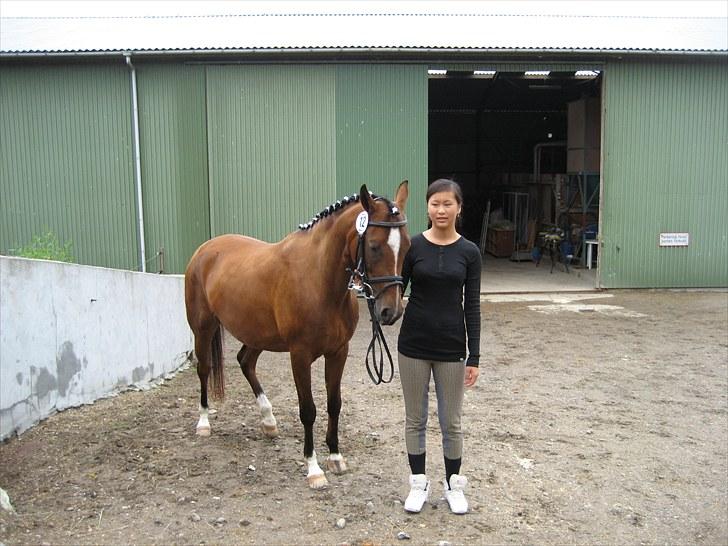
125, 53, 147, 272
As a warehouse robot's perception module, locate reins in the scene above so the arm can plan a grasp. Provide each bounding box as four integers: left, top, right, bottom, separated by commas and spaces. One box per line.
347, 214, 407, 385
364, 296, 394, 385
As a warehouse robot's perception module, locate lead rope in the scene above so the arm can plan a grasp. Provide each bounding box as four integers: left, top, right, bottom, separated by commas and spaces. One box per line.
364, 295, 395, 384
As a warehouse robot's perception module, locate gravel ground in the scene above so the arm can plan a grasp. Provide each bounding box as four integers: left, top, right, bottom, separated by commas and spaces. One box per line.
1, 290, 726, 545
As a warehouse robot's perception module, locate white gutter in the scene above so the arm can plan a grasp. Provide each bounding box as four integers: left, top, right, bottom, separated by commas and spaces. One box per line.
125, 52, 146, 273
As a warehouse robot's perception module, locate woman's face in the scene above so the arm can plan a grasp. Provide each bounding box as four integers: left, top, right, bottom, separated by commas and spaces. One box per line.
427, 190, 461, 230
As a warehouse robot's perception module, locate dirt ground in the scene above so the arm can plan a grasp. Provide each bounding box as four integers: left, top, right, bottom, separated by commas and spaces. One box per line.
1, 290, 727, 546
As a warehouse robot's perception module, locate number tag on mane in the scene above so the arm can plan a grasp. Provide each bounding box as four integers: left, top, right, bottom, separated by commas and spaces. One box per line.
355, 212, 369, 235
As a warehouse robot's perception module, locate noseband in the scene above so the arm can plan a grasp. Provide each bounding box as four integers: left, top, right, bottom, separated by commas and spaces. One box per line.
346, 207, 407, 385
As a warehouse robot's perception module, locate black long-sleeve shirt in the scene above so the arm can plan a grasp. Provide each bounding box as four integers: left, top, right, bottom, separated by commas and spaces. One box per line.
398, 234, 482, 366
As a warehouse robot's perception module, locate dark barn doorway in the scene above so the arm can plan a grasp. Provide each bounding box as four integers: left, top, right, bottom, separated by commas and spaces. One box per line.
428, 67, 602, 291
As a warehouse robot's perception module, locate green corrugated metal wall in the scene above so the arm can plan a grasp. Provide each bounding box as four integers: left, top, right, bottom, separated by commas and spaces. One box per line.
0, 64, 139, 269
335, 65, 428, 233
601, 60, 728, 288
204, 64, 428, 243
437, 62, 603, 72
4, 58, 725, 286
137, 63, 210, 274
0, 62, 427, 271
205, 65, 337, 242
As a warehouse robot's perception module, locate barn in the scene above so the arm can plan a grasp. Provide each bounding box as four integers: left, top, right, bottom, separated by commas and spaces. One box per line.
1, 3, 726, 288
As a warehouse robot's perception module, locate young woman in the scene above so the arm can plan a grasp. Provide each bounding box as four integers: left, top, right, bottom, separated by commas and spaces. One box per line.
397, 178, 482, 515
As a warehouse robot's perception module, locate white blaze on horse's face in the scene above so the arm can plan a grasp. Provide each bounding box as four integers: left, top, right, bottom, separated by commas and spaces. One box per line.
368, 223, 404, 325
387, 227, 401, 272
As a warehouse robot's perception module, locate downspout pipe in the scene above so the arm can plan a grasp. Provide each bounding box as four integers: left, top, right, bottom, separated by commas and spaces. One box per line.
125, 52, 147, 272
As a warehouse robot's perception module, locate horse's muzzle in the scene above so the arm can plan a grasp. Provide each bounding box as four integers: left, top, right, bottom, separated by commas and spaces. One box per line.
376, 303, 403, 326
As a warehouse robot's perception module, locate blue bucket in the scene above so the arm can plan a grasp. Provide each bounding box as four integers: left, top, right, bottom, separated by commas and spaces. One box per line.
560, 241, 574, 258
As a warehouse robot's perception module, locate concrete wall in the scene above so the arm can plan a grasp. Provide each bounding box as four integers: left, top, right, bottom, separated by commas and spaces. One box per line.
0, 256, 193, 440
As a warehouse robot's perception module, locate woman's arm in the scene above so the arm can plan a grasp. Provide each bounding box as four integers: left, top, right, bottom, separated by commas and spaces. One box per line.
463, 245, 481, 367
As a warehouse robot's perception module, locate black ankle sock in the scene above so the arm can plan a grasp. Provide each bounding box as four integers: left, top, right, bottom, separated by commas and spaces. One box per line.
444, 457, 461, 487
408, 452, 426, 475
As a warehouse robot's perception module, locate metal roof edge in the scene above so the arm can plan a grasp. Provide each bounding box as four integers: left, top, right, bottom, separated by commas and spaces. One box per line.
1, 46, 726, 61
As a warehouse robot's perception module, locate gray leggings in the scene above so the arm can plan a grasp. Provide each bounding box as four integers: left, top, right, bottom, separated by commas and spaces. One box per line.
398, 352, 465, 460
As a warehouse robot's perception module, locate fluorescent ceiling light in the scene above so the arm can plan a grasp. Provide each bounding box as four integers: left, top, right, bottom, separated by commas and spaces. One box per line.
575, 70, 601, 78
428, 69, 447, 76
473, 70, 496, 76
524, 70, 551, 78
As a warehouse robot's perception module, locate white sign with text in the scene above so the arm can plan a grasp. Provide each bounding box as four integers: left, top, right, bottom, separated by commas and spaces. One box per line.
659, 232, 690, 247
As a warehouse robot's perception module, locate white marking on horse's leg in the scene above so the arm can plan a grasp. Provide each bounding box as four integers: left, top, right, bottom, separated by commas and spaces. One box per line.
257, 393, 278, 438
387, 227, 401, 271
196, 405, 211, 436
306, 450, 328, 489
326, 452, 348, 474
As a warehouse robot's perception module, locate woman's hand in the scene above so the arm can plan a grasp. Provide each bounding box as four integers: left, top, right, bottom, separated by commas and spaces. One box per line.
464, 366, 479, 387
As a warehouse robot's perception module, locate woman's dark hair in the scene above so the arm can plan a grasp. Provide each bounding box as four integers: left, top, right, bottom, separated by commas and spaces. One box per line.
426, 178, 464, 229
426, 178, 463, 205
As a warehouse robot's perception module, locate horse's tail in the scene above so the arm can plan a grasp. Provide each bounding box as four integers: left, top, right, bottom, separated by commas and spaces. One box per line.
210, 325, 225, 400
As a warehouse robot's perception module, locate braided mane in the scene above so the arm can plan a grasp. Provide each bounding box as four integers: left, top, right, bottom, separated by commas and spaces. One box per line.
297, 193, 360, 231
298, 191, 394, 231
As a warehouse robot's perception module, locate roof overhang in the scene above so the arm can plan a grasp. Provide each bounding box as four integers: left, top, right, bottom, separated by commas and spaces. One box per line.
2, 46, 726, 65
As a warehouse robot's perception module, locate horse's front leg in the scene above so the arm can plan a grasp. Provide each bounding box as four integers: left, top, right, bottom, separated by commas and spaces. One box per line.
324, 344, 348, 475
290, 351, 327, 489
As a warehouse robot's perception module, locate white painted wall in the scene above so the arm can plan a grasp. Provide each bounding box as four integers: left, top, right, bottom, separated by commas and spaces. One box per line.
0, 256, 193, 440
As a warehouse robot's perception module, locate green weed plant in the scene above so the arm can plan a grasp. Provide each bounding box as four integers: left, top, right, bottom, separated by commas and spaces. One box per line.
16, 231, 74, 263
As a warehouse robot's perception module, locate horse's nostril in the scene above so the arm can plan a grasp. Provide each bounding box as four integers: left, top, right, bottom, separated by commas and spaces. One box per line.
380, 307, 393, 323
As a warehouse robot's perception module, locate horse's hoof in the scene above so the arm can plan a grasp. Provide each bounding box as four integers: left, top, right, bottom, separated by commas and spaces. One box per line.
307, 473, 328, 489
260, 422, 279, 438
196, 426, 211, 437
327, 458, 347, 474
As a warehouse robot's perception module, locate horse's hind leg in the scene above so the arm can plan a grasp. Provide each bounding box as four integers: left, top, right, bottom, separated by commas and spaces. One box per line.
193, 323, 220, 436
237, 345, 278, 438
324, 344, 348, 475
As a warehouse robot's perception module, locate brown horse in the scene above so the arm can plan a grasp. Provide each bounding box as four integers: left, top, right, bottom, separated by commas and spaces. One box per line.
184, 181, 410, 488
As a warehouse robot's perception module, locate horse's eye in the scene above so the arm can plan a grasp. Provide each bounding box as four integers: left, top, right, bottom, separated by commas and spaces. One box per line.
368, 242, 382, 254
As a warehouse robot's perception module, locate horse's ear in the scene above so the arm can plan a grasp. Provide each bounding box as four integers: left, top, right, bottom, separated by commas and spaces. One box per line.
394, 180, 409, 212
359, 184, 373, 212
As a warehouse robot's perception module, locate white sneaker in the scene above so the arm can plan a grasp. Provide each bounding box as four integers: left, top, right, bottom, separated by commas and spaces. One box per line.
444, 474, 468, 514
404, 474, 430, 513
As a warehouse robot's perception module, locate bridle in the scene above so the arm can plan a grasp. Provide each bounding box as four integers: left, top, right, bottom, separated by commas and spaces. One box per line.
347, 215, 408, 300
346, 205, 407, 385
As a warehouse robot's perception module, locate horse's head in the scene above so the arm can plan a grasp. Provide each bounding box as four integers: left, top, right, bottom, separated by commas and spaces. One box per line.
356, 180, 411, 325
